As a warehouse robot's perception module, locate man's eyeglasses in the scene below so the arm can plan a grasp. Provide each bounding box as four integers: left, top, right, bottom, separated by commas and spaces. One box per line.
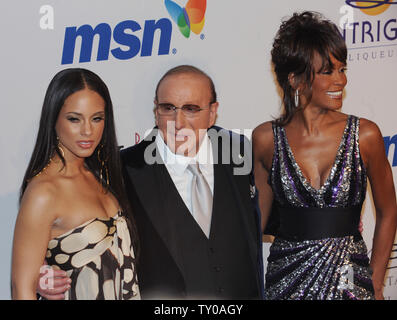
156, 103, 211, 118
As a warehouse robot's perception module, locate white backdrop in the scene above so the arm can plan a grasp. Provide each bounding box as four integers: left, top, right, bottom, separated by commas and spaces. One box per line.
1, 0, 396, 299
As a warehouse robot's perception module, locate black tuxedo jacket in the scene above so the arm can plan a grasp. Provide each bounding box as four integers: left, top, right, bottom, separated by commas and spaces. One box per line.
121, 126, 263, 299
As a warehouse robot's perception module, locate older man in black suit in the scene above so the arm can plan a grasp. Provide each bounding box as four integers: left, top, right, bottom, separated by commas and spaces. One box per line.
121, 65, 263, 299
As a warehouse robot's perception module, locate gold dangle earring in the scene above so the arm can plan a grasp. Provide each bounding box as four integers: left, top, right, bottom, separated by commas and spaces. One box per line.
97, 144, 109, 193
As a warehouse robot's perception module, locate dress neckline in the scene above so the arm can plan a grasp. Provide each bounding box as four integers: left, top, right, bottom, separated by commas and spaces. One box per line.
50, 210, 122, 240
281, 115, 351, 194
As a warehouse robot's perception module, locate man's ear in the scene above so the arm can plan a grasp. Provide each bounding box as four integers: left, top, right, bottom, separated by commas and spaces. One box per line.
209, 102, 219, 127
153, 99, 159, 126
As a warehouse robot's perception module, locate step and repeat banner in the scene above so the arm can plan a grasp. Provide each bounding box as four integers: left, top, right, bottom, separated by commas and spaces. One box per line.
0, 1, 396, 299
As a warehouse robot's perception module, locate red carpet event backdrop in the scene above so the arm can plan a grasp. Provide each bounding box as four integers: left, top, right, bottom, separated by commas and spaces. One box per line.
0, 0, 396, 299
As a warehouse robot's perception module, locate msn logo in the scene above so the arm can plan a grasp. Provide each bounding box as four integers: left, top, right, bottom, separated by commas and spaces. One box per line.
384, 134, 397, 167
61, 18, 173, 64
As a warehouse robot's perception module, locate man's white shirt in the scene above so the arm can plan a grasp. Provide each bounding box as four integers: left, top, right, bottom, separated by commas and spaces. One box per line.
155, 132, 214, 216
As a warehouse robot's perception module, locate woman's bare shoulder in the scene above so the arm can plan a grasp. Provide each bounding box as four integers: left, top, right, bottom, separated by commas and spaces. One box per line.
252, 121, 274, 144
19, 177, 59, 222
358, 117, 383, 144
252, 121, 275, 169
356, 117, 386, 168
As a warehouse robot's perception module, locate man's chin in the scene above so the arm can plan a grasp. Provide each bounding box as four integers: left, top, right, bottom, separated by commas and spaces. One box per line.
172, 142, 197, 157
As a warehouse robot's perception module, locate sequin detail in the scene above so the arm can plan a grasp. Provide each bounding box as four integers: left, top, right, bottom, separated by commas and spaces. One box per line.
265, 115, 374, 300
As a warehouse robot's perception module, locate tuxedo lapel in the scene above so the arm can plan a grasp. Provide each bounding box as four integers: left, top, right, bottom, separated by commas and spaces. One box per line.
208, 126, 259, 282
124, 138, 186, 277
126, 161, 165, 237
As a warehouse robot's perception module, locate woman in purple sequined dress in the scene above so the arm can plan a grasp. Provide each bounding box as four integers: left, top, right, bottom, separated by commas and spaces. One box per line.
252, 11, 397, 300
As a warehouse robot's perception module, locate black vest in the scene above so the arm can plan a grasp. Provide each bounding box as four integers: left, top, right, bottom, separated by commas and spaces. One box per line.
157, 163, 259, 299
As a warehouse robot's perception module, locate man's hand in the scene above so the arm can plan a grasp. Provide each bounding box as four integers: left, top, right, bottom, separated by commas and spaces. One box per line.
37, 265, 71, 300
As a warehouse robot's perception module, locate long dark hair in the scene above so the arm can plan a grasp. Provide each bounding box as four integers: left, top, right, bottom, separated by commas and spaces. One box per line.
20, 68, 139, 269
271, 11, 347, 125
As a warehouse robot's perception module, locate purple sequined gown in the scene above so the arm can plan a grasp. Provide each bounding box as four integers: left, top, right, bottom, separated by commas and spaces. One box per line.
264, 115, 374, 300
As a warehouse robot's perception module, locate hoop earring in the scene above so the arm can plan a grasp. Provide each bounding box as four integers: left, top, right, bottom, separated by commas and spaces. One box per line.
294, 89, 299, 108
56, 137, 65, 158
97, 144, 109, 192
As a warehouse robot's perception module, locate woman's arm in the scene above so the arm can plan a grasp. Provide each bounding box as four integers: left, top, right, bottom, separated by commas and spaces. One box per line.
11, 181, 56, 299
252, 122, 275, 233
360, 119, 397, 300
